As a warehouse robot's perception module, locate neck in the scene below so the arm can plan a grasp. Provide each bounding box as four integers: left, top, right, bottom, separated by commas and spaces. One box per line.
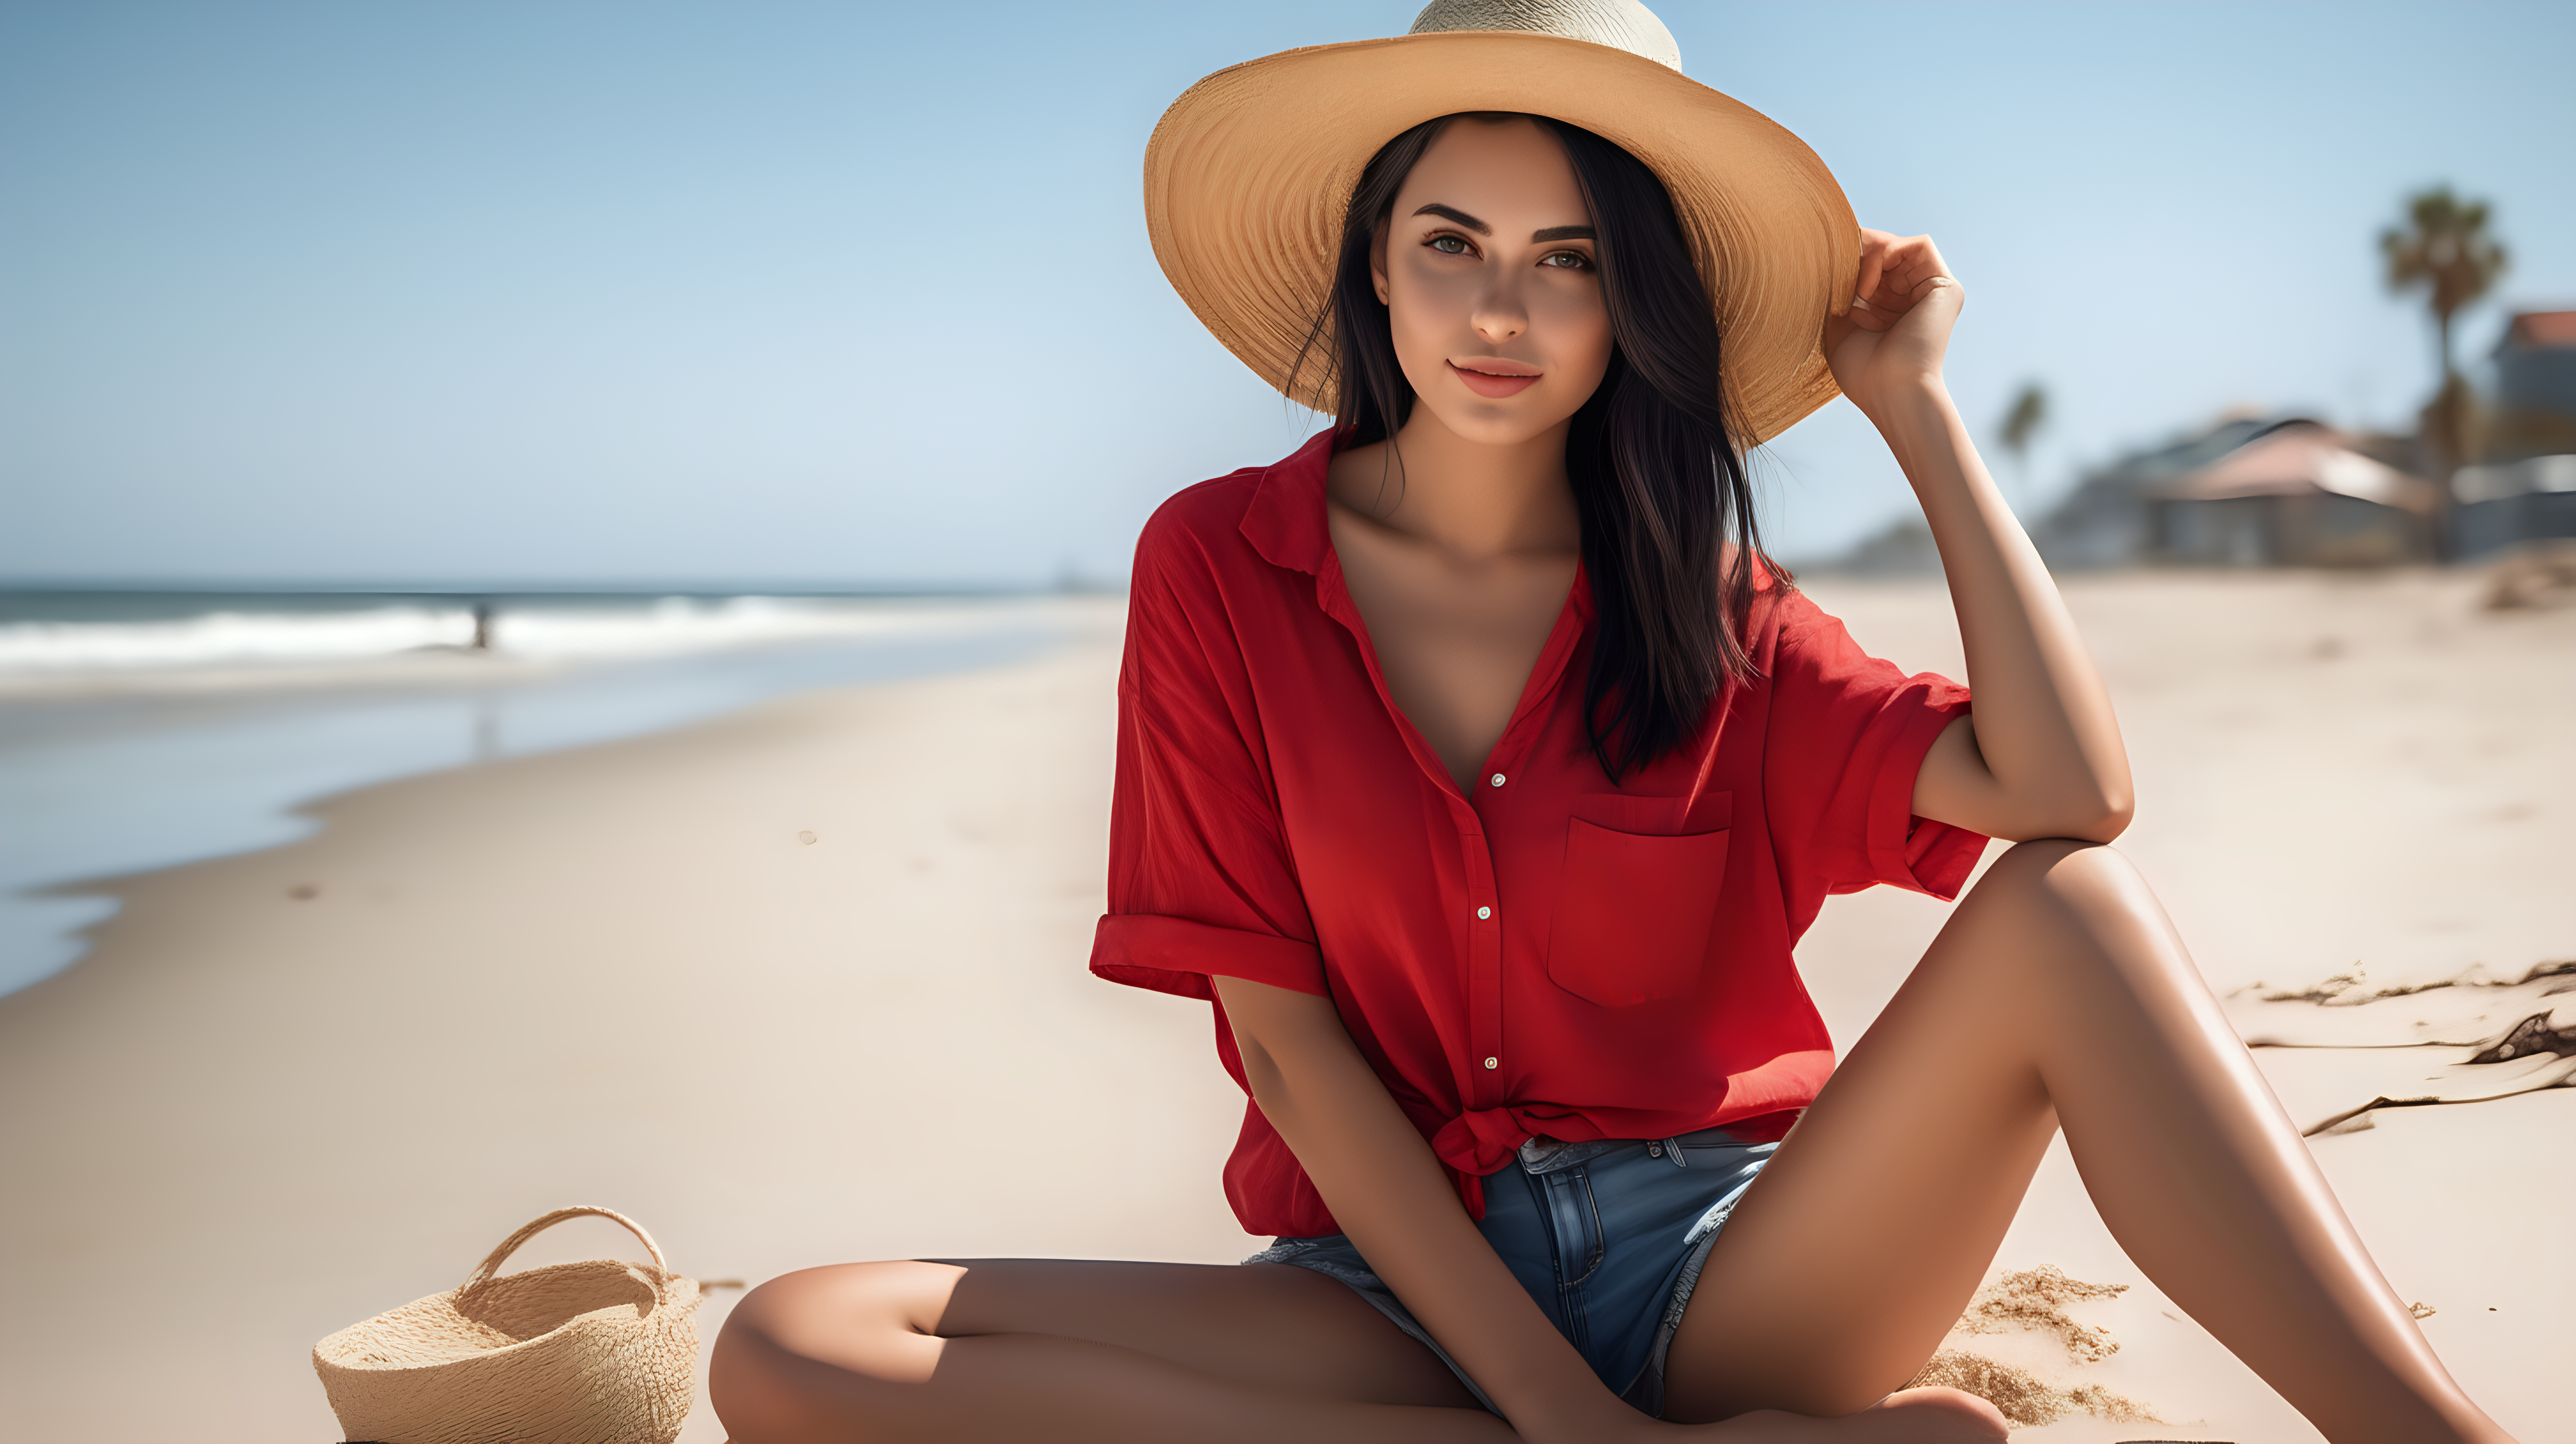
1338, 409, 1581, 561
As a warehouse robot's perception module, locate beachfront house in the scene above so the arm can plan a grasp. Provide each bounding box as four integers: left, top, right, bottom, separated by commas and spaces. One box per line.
2032, 416, 2283, 568
2454, 310, 2576, 559
2028, 416, 2436, 569
2146, 421, 2445, 567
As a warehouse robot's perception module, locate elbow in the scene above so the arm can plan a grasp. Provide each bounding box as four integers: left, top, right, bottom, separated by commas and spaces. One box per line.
1999, 782, 2132, 846
2075, 799, 2132, 845
1231, 1029, 1319, 1139
1213, 975, 1350, 1135
2049, 786, 2133, 845
1234, 1033, 1289, 1106
1234, 1040, 1302, 1138
2090, 776, 2136, 841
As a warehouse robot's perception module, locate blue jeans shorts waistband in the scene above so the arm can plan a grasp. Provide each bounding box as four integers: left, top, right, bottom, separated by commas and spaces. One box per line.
1245, 1125, 1778, 1417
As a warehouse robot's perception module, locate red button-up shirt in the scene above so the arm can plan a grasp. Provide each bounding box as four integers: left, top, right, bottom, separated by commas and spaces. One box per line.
1091, 431, 1985, 1237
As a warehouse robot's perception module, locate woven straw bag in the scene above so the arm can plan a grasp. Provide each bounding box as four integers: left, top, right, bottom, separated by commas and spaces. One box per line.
313, 1206, 710, 1444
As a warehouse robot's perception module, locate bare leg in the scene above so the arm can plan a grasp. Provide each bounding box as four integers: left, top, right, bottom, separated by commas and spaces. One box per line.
713, 1253, 2012, 1442
1665, 841, 2513, 1444
709, 1256, 1514, 1443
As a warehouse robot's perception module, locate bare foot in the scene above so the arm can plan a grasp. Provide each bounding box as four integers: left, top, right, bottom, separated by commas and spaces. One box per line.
1863, 1388, 2011, 1440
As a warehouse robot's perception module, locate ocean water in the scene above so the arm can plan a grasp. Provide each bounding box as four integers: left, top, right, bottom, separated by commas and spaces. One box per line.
0, 591, 1096, 995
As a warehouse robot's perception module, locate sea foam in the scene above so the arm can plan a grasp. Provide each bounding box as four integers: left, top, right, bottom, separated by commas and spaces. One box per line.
0, 595, 954, 674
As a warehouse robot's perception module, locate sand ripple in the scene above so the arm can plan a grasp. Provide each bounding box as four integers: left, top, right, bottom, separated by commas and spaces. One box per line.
2222, 960, 2576, 1135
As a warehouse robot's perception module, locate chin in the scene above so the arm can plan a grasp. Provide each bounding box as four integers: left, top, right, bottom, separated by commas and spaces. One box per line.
1418, 396, 1576, 449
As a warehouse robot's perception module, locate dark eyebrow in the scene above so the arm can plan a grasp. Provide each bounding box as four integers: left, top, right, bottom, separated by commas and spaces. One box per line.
1413, 204, 1594, 245
1412, 203, 1490, 235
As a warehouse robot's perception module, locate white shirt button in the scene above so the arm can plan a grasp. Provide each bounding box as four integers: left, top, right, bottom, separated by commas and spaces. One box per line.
1476, 906, 1492, 920
1483, 1056, 1499, 1070
1489, 773, 1506, 787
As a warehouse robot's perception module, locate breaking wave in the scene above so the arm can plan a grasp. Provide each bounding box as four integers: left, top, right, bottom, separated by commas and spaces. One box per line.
0, 595, 978, 675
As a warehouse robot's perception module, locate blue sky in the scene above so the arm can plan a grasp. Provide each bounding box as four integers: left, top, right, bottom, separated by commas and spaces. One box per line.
2, 1, 2569, 587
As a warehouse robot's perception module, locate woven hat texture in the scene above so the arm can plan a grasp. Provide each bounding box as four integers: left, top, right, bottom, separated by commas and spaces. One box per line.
312, 1206, 705, 1444
1144, 0, 1858, 444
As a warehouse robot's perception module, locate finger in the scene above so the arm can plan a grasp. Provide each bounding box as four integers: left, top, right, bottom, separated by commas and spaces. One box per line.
1875, 235, 1955, 297
1841, 294, 1895, 333
1852, 227, 1897, 304
1853, 254, 1927, 316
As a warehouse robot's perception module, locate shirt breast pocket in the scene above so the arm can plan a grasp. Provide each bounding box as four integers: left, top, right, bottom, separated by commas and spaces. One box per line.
1544, 795, 1730, 1009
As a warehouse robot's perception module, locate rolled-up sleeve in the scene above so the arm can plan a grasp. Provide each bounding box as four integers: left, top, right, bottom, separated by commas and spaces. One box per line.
1089, 511, 1326, 1000
1764, 589, 1987, 902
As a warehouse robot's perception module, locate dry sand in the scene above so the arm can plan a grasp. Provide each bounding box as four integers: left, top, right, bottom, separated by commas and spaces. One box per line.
0, 573, 2565, 1443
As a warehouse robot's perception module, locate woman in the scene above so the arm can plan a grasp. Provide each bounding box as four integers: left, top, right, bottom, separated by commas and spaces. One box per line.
711, 5, 2516, 1441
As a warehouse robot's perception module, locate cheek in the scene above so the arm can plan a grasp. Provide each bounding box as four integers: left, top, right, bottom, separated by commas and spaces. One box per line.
1532, 284, 1614, 378
1386, 261, 1475, 379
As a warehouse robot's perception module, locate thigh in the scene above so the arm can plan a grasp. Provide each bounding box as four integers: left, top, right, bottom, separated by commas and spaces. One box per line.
1661, 843, 2103, 1422
730, 1255, 1484, 1410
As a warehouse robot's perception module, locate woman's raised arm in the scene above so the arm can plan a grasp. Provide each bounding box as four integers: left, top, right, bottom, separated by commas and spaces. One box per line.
1824, 230, 2134, 845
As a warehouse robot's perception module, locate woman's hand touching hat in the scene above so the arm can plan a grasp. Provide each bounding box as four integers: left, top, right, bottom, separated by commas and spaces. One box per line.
1825, 228, 1966, 426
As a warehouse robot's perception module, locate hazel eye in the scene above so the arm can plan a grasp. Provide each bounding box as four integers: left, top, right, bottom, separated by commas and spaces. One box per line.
1428, 235, 1471, 255
1541, 250, 1593, 271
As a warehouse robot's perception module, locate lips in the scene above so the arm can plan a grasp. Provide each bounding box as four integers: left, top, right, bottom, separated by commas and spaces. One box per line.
1449, 359, 1541, 399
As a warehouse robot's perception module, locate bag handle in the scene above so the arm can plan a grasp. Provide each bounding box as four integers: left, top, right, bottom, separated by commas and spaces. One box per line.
459, 1206, 673, 1301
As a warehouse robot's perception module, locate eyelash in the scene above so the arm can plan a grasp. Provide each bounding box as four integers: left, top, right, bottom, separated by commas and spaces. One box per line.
1424, 233, 1594, 271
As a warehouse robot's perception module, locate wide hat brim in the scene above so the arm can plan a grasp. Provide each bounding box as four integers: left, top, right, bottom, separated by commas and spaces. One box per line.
1144, 30, 1858, 446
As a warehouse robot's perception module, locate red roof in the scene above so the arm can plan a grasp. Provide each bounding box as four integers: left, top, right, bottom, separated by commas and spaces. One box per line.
2506, 311, 2576, 350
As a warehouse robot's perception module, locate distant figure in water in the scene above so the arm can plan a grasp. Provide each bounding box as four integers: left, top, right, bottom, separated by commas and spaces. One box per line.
708, 4, 2520, 1441
470, 601, 494, 652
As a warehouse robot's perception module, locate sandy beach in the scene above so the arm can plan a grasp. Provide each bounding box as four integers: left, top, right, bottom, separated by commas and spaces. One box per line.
0, 572, 2565, 1443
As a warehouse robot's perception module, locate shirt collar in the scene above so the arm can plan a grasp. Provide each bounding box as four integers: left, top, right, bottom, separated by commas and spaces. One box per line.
1240, 428, 1338, 576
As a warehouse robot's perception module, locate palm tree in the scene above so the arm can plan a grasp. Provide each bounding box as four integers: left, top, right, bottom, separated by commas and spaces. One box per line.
2381, 187, 2508, 381
1997, 381, 2047, 508
2382, 188, 2507, 472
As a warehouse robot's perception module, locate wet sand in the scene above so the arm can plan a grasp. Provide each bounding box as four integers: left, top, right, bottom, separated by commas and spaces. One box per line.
0, 572, 2564, 1442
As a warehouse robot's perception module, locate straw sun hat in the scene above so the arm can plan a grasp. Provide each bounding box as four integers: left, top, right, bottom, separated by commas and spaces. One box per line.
1144, 0, 1860, 444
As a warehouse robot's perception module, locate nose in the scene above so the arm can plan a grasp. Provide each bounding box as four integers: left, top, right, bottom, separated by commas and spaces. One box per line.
1471, 269, 1528, 345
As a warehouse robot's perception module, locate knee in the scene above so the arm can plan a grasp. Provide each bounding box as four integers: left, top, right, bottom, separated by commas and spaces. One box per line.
717, 1266, 834, 1362
709, 1269, 834, 1420
710, 1262, 954, 1436
717, 1259, 949, 1367
708, 1275, 806, 1442
1975, 839, 2158, 932
1966, 841, 2201, 996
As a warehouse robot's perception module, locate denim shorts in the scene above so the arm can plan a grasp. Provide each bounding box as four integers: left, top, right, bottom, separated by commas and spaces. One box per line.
1244, 1126, 1775, 1417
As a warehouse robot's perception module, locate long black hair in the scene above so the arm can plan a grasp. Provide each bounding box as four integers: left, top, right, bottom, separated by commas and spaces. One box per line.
1288, 113, 1775, 781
